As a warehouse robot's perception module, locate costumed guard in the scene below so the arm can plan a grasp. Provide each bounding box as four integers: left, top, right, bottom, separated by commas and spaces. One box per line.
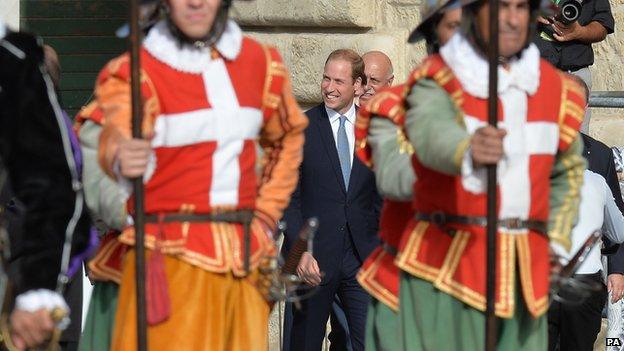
92, 0, 308, 349
354, 1, 461, 350
0, 20, 92, 350
362, 0, 588, 348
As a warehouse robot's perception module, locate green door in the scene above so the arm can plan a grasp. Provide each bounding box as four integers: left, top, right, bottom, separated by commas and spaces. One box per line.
20, 0, 128, 116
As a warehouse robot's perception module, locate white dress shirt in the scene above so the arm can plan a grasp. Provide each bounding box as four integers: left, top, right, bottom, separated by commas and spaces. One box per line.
325, 103, 356, 166
570, 170, 624, 274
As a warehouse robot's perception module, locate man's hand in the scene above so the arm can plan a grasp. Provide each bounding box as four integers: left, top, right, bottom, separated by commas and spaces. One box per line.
552, 20, 585, 42
470, 126, 507, 167
537, 15, 551, 25
608, 273, 624, 303
296, 252, 322, 287
9, 309, 55, 350
117, 138, 151, 178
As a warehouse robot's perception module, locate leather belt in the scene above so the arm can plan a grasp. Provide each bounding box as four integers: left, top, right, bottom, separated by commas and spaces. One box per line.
145, 210, 254, 272
382, 242, 398, 256
145, 210, 254, 224
415, 212, 547, 236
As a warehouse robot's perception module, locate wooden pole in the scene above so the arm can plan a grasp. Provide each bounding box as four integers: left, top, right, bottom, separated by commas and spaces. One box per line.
129, 0, 147, 349
485, 0, 499, 349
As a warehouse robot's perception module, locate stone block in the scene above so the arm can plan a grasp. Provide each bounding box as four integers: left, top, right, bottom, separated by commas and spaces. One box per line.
232, 0, 376, 28
590, 110, 624, 147
592, 57, 624, 92
382, 0, 422, 29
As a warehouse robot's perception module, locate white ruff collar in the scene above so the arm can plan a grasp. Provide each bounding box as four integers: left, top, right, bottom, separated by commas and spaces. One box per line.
440, 33, 540, 98
143, 19, 243, 74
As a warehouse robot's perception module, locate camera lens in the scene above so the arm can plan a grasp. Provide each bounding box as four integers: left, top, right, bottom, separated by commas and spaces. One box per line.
561, 3, 580, 21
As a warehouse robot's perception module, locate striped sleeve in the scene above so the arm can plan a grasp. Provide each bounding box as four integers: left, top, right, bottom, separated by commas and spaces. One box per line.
254, 47, 308, 229
556, 74, 587, 152
96, 54, 160, 179
548, 73, 587, 252
548, 135, 586, 252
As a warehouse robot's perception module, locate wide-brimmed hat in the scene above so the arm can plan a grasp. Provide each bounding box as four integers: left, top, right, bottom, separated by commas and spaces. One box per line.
408, 0, 461, 43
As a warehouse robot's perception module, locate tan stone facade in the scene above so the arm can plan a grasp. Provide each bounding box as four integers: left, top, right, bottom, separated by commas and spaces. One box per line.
233, 0, 624, 146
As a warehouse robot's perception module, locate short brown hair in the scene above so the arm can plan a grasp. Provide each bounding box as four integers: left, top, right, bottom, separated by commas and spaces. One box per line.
324, 49, 365, 84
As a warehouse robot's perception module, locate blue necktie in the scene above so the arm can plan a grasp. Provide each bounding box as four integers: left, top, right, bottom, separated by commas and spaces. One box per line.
337, 115, 351, 189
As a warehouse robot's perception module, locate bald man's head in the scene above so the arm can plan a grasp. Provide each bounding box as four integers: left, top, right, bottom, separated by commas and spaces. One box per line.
360, 51, 394, 106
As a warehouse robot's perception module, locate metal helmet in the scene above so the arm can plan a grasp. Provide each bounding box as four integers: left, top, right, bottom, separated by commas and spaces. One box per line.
408, 0, 461, 44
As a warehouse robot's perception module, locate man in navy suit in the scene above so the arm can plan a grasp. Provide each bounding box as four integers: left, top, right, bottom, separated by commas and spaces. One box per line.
283, 49, 382, 351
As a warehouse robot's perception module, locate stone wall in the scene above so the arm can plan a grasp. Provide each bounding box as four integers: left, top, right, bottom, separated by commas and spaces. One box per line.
232, 0, 624, 146
231, 0, 425, 108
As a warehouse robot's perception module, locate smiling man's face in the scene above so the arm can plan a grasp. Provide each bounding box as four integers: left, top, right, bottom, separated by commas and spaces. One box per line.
321, 58, 361, 114
359, 52, 394, 106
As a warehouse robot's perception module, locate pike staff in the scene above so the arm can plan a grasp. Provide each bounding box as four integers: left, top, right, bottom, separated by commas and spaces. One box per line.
485, 0, 499, 349
128, 0, 147, 349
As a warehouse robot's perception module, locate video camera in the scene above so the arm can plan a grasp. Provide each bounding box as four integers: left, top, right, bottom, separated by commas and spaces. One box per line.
539, 0, 583, 40
553, 0, 583, 24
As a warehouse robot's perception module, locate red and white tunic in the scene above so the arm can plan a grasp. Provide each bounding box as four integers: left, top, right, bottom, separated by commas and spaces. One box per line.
395, 34, 586, 318
95, 20, 307, 278
357, 33, 586, 318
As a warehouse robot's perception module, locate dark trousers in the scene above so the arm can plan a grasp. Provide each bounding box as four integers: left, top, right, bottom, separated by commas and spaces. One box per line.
283, 296, 353, 351
61, 271, 83, 346
289, 237, 370, 351
548, 272, 607, 351
328, 296, 353, 351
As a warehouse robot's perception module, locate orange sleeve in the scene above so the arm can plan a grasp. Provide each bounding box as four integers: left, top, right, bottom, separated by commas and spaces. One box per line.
96, 54, 160, 179
255, 48, 308, 229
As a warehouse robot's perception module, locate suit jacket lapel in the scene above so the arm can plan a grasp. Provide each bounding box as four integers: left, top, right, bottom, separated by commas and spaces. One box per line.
316, 106, 347, 194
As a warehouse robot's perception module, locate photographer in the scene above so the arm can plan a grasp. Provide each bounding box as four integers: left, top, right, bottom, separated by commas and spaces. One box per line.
534, 0, 614, 133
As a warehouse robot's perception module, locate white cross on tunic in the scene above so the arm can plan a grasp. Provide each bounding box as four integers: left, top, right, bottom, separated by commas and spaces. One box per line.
149, 58, 263, 207
461, 88, 559, 229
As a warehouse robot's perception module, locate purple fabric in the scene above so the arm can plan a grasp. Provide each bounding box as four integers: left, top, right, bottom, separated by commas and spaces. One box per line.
61, 110, 82, 173
67, 226, 99, 278
61, 110, 94, 277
